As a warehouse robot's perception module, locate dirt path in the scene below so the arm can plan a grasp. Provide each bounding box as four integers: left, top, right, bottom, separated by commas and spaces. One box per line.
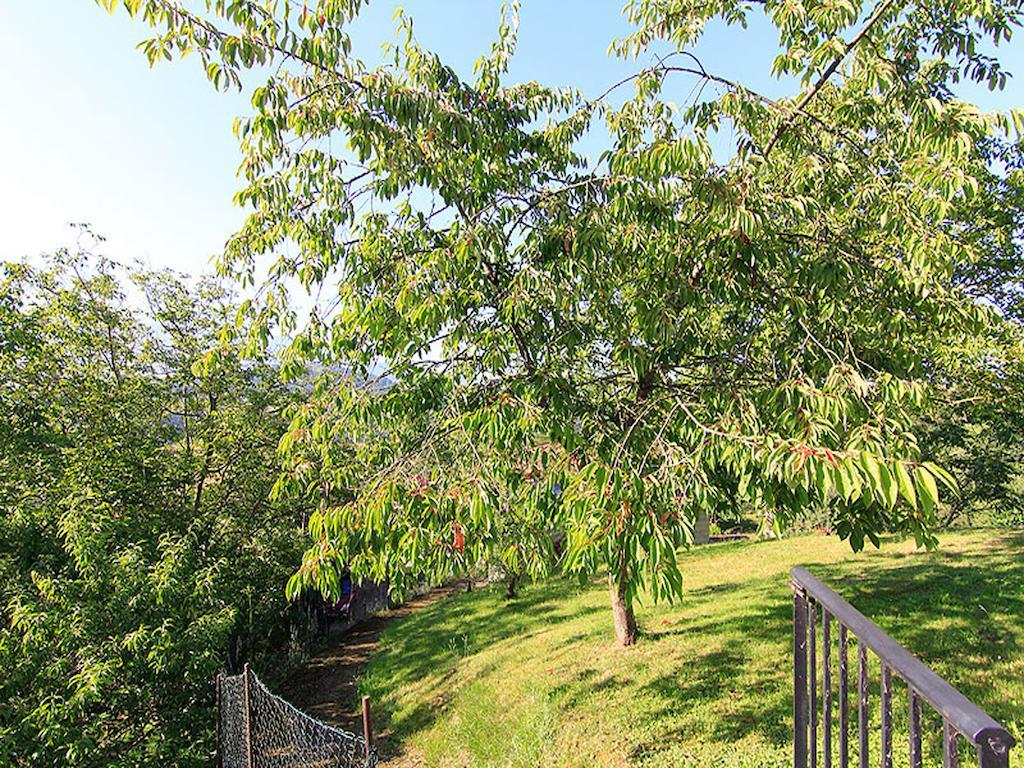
281, 582, 468, 736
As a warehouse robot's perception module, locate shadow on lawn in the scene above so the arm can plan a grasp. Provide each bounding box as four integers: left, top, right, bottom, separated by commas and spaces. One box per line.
360, 577, 602, 753
811, 532, 1024, 708
364, 532, 1023, 762
631, 531, 1024, 759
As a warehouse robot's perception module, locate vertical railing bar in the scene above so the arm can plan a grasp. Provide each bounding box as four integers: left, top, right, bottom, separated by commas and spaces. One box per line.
910, 687, 922, 768
859, 643, 869, 768
215, 672, 223, 768
796, 587, 810, 768
243, 663, 255, 768
824, 611, 832, 768
840, 624, 849, 768
977, 731, 1011, 768
811, 600, 818, 768
881, 664, 892, 768
944, 720, 959, 768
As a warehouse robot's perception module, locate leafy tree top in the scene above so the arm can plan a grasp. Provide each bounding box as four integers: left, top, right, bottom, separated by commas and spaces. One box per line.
101, 0, 1023, 606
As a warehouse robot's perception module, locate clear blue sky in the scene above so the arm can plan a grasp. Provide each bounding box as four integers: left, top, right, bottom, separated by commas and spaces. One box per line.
1, 2, 1020, 275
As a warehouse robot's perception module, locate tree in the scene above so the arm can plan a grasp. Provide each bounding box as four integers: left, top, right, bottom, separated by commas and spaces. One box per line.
915, 136, 1024, 526
0, 240, 308, 766
101, 0, 1023, 645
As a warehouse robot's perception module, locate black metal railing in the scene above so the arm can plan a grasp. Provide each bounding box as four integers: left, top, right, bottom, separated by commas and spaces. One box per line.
792, 567, 1014, 768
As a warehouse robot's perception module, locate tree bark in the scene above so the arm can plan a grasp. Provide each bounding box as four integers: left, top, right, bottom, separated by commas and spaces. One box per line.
609, 560, 638, 646
942, 498, 965, 528
505, 571, 519, 600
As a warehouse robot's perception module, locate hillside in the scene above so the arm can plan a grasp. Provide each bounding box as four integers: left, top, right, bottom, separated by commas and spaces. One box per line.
357, 532, 1024, 768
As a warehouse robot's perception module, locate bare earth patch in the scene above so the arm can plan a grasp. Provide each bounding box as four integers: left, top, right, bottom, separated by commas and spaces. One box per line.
281, 582, 470, 736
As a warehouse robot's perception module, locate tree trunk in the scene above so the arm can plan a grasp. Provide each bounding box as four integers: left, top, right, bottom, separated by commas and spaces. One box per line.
942, 498, 965, 528
505, 571, 519, 600
609, 561, 638, 646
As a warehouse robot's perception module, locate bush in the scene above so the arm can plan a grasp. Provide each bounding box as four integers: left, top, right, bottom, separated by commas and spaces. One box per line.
0, 244, 310, 767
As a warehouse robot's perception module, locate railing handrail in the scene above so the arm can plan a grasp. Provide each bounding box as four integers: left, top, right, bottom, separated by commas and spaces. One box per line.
791, 566, 1014, 751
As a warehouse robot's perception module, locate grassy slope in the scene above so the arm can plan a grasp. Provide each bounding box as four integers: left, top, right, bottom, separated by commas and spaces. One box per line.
359, 531, 1024, 768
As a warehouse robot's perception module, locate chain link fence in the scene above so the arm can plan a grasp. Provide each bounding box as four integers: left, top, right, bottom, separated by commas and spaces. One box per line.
217, 667, 377, 768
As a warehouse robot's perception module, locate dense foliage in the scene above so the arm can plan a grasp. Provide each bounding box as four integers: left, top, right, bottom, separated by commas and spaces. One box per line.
0, 240, 308, 766
99, 0, 1024, 645
919, 137, 1024, 527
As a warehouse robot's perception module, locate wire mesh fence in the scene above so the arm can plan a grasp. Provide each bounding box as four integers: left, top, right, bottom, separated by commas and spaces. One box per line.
217, 666, 377, 768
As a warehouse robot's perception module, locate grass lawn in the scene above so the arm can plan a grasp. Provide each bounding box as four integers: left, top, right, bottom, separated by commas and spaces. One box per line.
358, 531, 1024, 768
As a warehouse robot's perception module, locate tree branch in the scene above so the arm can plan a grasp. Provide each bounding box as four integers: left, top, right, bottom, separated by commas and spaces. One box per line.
762, 0, 901, 158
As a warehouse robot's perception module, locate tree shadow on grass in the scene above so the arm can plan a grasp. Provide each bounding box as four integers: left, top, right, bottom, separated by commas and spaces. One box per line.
628, 532, 1024, 762
809, 532, 1024, 709
360, 577, 603, 751
363, 533, 1024, 764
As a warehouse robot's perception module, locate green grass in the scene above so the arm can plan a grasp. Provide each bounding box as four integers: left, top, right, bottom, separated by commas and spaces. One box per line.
358, 531, 1024, 768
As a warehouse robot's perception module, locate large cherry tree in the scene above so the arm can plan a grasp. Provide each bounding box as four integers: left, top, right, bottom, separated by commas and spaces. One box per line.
102, 0, 1023, 644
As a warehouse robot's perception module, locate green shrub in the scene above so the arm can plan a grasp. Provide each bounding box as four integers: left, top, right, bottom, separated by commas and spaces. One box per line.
0, 246, 309, 767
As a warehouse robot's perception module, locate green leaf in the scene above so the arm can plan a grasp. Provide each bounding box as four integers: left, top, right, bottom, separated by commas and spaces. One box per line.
877, 462, 897, 510
915, 467, 939, 516
859, 452, 892, 506
894, 461, 916, 508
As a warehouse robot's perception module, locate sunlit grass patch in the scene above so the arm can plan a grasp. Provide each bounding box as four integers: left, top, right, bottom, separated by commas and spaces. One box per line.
360, 531, 1024, 768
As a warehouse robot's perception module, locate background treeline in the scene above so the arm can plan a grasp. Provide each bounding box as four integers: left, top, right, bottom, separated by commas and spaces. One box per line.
0, 239, 312, 766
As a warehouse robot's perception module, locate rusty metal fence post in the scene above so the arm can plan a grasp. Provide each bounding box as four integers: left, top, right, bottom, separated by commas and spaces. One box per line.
810, 601, 818, 768
978, 730, 1012, 768
823, 611, 832, 768
362, 695, 374, 764
839, 624, 848, 768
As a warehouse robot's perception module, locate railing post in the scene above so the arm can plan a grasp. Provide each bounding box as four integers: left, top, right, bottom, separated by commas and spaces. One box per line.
840, 625, 849, 768
215, 672, 223, 768
810, 601, 818, 768
944, 721, 959, 768
978, 729, 1012, 768
795, 584, 809, 768
362, 695, 375, 764
858, 643, 869, 768
243, 663, 255, 768
823, 612, 832, 768
881, 665, 893, 768
910, 688, 922, 768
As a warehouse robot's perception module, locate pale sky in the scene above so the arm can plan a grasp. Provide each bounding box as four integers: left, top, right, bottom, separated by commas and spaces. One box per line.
1, 2, 1021, 277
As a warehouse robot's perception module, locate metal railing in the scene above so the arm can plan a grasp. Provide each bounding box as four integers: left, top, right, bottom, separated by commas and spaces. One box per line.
791, 567, 1014, 768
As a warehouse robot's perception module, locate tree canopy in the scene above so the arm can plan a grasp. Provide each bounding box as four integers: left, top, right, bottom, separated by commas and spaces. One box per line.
101, 0, 1024, 644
